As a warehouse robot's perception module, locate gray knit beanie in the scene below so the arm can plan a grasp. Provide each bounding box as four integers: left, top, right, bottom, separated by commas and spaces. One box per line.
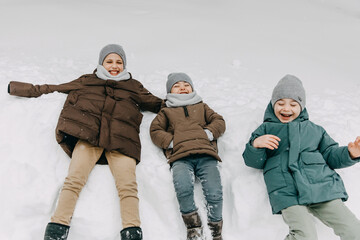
271, 74, 306, 110
166, 72, 194, 93
98, 44, 127, 68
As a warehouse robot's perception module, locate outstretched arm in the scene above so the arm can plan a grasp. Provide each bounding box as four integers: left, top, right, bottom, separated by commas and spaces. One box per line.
320, 130, 359, 168
8, 79, 83, 98
138, 83, 163, 113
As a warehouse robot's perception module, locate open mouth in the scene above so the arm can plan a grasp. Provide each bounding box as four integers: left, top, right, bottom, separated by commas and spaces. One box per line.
109, 70, 120, 76
280, 113, 293, 118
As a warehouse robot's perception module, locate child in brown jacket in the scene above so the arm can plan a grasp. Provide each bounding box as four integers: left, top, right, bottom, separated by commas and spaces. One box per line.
8, 44, 162, 240
150, 72, 226, 240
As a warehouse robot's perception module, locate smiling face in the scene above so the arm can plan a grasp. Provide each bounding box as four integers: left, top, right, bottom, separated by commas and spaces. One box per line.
102, 53, 124, 76
170, 81, 193, 94
274, 98, 301, 123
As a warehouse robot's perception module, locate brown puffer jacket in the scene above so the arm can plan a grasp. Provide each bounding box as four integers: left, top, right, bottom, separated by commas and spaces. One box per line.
150, 102, 225, 163
9, 73, 163, 164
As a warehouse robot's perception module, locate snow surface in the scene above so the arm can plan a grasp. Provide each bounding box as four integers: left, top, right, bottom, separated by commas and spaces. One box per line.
1, 0, 360, 239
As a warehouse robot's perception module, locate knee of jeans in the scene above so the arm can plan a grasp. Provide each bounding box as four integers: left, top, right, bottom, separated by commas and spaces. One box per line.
204, 188, 223, 203
175, 186, 194, 199
173, 177, 194, 194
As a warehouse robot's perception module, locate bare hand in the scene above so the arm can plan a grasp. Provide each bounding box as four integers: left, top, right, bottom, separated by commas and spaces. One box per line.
348, 136, 360, 159
253, 135, 281, 150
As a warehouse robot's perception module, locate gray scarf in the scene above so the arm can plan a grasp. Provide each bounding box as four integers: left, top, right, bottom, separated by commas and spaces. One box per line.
95, 65, 131, 81
165, 91, 202, 107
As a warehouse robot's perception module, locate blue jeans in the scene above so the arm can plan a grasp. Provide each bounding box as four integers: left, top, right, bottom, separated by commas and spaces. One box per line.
171, 154, 223, 222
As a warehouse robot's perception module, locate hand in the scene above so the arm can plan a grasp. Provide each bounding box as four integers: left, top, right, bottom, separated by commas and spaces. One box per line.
348, 136, 360, 159
168, 140, 174, 149
204, 129, 214, 141
253, 135, 281, 150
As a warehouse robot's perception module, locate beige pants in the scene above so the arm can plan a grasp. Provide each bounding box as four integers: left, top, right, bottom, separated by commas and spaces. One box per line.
51, 140, 140, 228
282, 199, 360, 240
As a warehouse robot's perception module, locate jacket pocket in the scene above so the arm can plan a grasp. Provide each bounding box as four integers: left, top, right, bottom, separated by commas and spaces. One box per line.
263, 156, 287, 193
300, 152, 335, 184
173, 123, 207, 146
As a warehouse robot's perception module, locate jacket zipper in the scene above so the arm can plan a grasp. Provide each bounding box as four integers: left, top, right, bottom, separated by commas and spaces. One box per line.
183, 106, 189, 117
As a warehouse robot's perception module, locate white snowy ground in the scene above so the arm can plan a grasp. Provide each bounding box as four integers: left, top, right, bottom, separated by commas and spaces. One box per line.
1, 0, 360, 239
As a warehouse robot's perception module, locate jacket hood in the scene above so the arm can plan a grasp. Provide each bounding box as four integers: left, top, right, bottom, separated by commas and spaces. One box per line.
263, 101, 309, 123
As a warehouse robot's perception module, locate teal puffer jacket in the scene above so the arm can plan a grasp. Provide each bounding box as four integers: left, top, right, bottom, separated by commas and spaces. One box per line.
243, 102, 359, 214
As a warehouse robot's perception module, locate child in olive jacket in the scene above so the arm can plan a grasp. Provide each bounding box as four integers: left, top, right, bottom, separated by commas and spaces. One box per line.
150, 73, 226, 240
242, 74, 360, 240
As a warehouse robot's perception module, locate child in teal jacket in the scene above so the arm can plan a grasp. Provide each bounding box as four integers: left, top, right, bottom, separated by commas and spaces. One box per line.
243, 75, 360, 240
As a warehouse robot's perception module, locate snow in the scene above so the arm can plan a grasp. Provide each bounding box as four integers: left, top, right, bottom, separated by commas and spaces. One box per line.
1, 0, 360, 239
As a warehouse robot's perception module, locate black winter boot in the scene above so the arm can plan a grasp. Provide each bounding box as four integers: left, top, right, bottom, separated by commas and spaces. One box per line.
120, 226, 143, 240
182, 211, 204, 240
44, 222, 70, 240
208, 220, 223, 240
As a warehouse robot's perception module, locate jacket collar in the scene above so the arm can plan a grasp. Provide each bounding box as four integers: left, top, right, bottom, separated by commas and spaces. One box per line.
263, 102, 309, 123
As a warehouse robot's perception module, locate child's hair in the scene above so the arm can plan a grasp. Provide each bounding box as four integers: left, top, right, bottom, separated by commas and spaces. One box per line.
166, 72, 194, 93
271, 74, 306, 110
